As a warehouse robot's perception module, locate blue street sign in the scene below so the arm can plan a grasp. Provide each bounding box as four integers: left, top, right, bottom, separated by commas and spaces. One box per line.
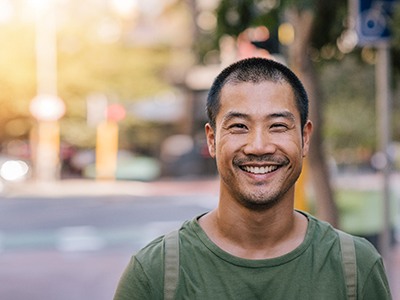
356, 0, 397, 45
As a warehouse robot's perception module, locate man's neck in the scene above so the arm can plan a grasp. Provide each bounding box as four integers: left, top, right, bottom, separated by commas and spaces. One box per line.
198, 200, 308, 259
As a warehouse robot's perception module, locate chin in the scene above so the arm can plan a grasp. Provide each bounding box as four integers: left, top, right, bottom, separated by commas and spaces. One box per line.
238, 194, 281, 211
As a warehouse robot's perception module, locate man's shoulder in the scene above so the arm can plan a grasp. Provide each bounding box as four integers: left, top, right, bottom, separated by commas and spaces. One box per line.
305, 212, 382, 264
352, 235, 382, 264
134, 219, 194, 265
135, 235, 165, 261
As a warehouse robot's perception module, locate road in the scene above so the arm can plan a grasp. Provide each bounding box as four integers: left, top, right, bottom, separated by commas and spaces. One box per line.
0, 183, 218, 300
0, 176, 399, 299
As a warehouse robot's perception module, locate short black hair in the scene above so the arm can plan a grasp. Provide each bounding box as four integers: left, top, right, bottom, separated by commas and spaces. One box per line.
206, 57, 309, 130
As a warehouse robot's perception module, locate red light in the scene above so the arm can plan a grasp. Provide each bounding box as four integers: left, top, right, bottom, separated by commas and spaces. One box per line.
107, 104, 126, 122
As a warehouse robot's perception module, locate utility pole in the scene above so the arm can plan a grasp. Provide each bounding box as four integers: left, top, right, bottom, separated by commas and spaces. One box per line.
352, 0, 396, 264
375, 43, 392, 261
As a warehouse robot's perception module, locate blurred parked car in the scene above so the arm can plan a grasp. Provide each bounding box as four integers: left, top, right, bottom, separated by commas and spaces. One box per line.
70, 149, 161, 181
160, 134, 216, 177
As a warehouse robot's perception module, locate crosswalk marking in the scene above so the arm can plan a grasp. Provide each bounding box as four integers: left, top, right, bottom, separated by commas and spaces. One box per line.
0, 221, 185, 253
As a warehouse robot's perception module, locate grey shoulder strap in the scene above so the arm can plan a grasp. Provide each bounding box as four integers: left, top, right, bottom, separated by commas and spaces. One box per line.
337, 229, 357, 300
164, 229, 180, 300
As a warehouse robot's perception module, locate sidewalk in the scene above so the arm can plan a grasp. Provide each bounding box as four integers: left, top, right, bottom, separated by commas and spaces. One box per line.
1, 177, 220, 198
391, 244, 400, 300
3, 171, 399, 198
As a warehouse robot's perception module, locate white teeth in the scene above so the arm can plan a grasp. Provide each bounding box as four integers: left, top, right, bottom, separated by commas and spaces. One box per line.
243, 165, 278, 174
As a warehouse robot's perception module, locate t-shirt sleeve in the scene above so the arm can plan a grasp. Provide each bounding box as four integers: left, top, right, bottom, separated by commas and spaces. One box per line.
360, 257, 392, 300
354, 237, 392, 299
113, 256, 153, 300
114, 235, 165, 300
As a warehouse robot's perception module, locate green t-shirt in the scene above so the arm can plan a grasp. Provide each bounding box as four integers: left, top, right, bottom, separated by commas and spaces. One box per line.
114, 212, 392, 299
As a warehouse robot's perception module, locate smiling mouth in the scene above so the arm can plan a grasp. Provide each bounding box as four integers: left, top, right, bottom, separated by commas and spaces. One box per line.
240, 165, 279, 175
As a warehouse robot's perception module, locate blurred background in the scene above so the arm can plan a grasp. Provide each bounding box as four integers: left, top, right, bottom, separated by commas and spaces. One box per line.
0, 0, 400, 299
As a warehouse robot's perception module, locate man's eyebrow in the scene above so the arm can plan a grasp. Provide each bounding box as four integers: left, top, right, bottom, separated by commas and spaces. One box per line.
268, 111, 296, 122
221, 111, 250, 123
221, 111, 296, 124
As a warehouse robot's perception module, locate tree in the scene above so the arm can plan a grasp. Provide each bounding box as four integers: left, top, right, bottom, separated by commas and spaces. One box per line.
283, 1, 345, 226
0, 0, 177, 152
392, 3, 400, 79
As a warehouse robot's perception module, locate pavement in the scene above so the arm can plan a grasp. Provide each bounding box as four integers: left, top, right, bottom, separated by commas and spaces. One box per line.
2, 171, 399, 197
1, 174, 400, 298
1, 177, 221, 198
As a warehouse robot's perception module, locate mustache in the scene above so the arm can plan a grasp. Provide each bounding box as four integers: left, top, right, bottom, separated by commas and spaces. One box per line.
233, 154, 289, 166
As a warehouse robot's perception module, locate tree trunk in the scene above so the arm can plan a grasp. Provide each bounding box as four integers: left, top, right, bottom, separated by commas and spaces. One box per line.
286, 8, 339, 227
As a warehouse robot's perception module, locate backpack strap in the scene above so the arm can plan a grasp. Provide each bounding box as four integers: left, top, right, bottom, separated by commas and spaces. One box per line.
337, 229, 357, 300
164, 229, 180, 300
163, 227, 357, 300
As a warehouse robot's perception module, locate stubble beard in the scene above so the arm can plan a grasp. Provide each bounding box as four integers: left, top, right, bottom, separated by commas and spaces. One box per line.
234, 178, 291, 211
219, 159, 301, 212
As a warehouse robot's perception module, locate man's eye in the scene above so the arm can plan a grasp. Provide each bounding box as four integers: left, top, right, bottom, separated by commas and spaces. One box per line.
231, 123, 247, 129
228, 123, 248, 132
271, 123, 289, 131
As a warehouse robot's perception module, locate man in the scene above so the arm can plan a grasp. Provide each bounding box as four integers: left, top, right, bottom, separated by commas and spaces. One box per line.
114, 58, 392, 299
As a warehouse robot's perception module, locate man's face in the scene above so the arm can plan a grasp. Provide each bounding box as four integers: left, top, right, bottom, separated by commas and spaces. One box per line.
205, 80, 312, 210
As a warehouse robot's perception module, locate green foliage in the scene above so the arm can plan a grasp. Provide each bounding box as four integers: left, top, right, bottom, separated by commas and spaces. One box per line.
321, 56, 376, 163
57, 42, 171, 148
216, 0, 279, 38
215, 0, 346, 51
120, 120, 181, 156
0, 22, 36, 141
391, 3, 400, 49
335, 189, 396, 235
0, 16, 172, 150
216, 0, 253, 37
310, 0, 347, 49
391, 4, 400, 79
61, 118, 97, 148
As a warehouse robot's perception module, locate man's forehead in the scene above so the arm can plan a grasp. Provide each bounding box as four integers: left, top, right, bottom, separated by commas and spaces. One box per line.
217, 81, 299, 121
220, 79, 292, 97
219, 80, 295, 103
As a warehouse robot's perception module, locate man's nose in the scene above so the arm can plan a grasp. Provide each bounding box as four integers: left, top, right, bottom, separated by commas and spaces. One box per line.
243, 129, 276, 156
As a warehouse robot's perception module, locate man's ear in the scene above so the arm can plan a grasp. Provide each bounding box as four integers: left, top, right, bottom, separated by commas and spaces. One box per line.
205, 123, 216, 158
302, 120, 313, 157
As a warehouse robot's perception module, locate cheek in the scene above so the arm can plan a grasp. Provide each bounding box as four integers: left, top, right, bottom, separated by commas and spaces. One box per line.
290, 142, 305, 161
216, 135, 243, 156
275, 136, 303, 158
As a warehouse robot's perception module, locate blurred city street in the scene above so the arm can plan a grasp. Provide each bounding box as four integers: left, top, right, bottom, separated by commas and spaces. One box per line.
0, 1, 399, 299
0, 177, 220, 300
0, 174, 399, 299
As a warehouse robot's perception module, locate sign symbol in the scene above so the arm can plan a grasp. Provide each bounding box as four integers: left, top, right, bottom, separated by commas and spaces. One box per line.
360, 8, 387, 36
